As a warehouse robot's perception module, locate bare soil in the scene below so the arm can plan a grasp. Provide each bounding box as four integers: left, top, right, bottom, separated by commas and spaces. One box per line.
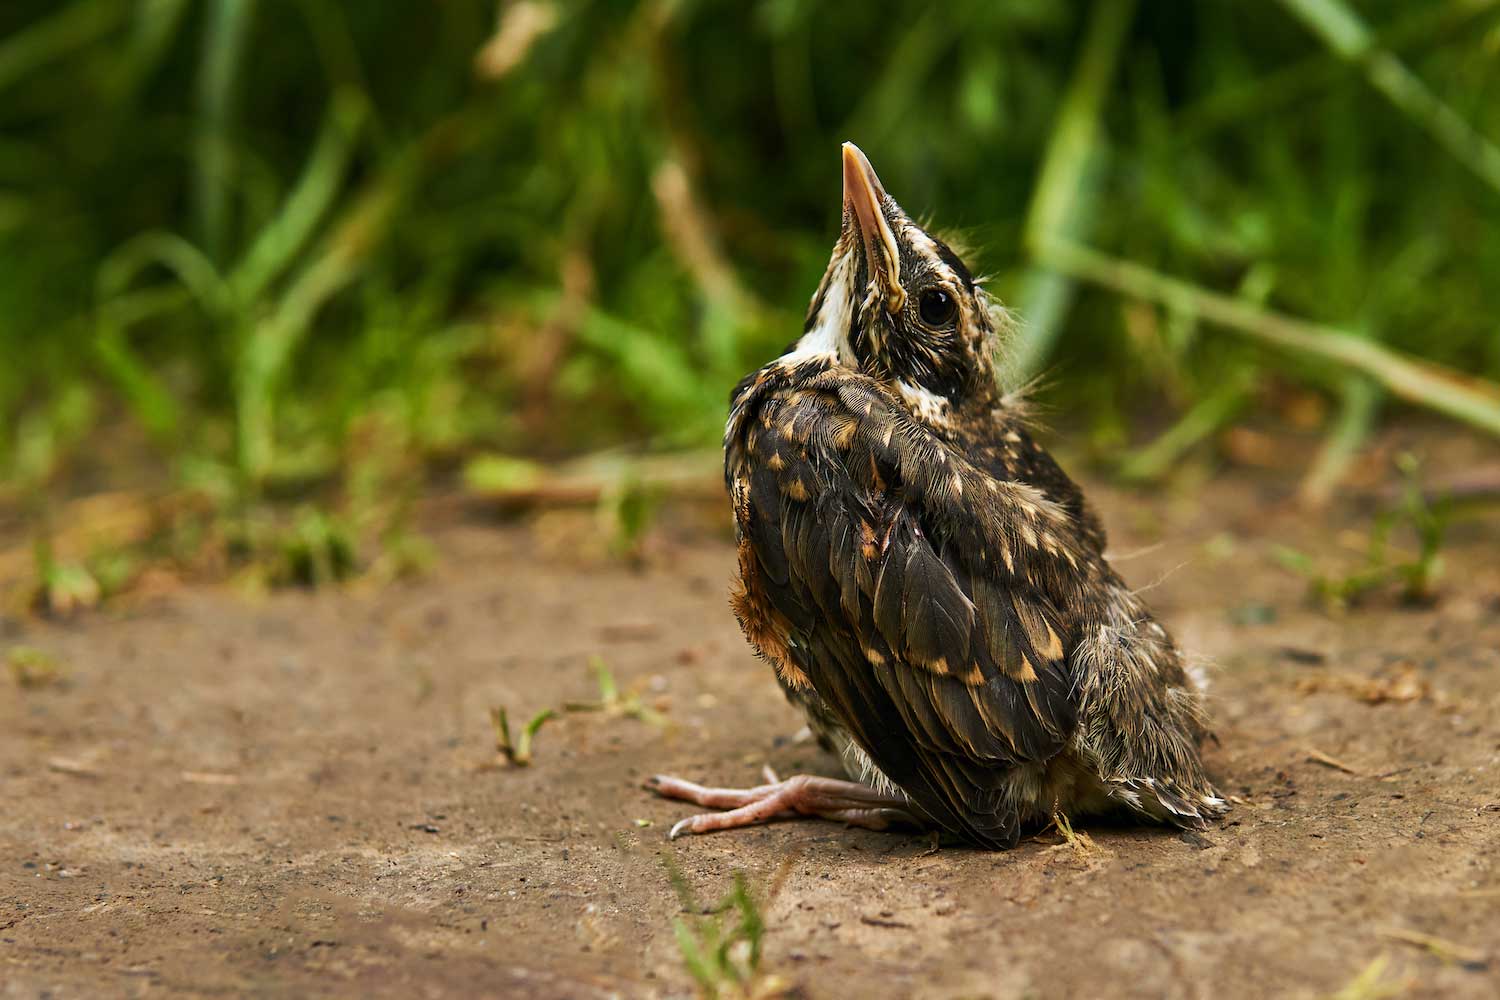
3, 452, 1499, 998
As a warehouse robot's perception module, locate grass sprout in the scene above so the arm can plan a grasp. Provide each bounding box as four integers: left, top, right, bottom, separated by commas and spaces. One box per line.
1274, 455, 1450, 612
6, 646, 65, 689
563, 656, 670, 729
665, 862, 789, 1000
490, 706, 558, 767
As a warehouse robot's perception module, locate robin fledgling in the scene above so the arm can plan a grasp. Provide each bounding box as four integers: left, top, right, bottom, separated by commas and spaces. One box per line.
647, 144, 1226, 849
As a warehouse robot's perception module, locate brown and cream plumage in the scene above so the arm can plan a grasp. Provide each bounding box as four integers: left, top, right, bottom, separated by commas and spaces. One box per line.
647, 143, 1226, 849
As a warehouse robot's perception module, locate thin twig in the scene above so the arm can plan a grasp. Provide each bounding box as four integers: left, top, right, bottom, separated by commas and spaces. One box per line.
47, 757, 100, 778
1306, 747, 1363, 775
465, 449, 721, 509
1040, 239, 1500, 438
652, 157, 764, 320
1365, 464, 1500, 506
1378, 927, 1489, 967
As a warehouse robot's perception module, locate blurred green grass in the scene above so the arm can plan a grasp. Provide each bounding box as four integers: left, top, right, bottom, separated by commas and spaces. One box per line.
2, 0, 1499, 522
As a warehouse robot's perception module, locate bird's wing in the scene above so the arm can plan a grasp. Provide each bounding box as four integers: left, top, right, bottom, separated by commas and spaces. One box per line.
727, 370, 1094, 847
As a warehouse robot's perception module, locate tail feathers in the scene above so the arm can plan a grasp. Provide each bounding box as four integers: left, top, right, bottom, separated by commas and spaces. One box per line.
1109, 776, 1228, 829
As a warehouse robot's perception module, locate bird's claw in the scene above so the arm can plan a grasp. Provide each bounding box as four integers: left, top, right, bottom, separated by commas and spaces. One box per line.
644, 770, 914, 839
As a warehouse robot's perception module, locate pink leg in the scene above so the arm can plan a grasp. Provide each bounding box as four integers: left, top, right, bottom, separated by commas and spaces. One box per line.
644, 769, 915, 839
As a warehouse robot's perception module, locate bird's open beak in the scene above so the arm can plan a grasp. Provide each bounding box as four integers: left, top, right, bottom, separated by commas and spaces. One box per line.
842, 142, 905, 313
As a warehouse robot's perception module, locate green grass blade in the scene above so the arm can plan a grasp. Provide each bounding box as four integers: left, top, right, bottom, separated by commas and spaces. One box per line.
195, 0, 256, 263
237, 163, 408, 482
1179, 0, 1500, 140
1010, 0, 1138, 379
92, 232, 233, 445
93, 286, 193, 442
119, 0, 193, 95
231, 91, 367, 303
0, 0, 129, 95
1300, 374, 1381, 507
672, 918, 720, 994
97, 230, 233, 321
570, 303, 723, 437
1281, 0, 1371, 56
1279, 0, 1500, 192
1118, 373, 1253, 483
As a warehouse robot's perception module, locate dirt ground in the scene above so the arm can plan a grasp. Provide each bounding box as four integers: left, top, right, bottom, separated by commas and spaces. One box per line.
3, 441, 1499, 999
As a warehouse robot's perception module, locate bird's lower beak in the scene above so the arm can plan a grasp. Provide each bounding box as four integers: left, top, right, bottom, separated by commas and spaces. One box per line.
841, 142, 905, 313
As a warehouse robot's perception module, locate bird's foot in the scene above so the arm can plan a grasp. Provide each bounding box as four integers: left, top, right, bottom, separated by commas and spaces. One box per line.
644, 766, 914, 840
1047, 810, 1099, 857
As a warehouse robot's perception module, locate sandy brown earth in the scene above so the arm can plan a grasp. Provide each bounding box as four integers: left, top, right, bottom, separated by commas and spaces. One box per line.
3, 452, 1500, 998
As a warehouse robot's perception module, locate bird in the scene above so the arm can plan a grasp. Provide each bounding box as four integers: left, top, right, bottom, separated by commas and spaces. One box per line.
646, 143, 1226, 849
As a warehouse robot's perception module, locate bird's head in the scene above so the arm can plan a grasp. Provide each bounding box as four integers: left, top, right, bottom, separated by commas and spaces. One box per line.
793, 143, 1003, 423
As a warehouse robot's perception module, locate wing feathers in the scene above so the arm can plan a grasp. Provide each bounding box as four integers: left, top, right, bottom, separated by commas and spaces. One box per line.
898, 533, 976, 672
726, 370, 1086, 846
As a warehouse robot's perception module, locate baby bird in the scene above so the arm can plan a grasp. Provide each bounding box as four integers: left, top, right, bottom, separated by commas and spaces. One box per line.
647, 143, 1226, 849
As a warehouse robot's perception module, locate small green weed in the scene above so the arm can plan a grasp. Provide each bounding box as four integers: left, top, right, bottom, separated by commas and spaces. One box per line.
666, 864, 789, 1000
484, 657, 671, 768
6, 646, 65, 689
1274, 454, 1449, 612
564, 656, 669, 729
1326, 953, 1405, 1000
490, 705, 558, 767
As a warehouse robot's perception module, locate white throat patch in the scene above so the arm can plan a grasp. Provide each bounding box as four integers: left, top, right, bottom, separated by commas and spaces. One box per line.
894, 379, 953, 424
784, 250, 857, 365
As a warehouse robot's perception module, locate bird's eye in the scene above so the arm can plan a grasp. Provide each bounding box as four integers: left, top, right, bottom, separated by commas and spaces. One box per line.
917, 288, 957, 327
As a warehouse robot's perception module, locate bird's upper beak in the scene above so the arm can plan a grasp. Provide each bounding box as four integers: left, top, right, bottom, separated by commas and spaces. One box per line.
842, 142, 905, 313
